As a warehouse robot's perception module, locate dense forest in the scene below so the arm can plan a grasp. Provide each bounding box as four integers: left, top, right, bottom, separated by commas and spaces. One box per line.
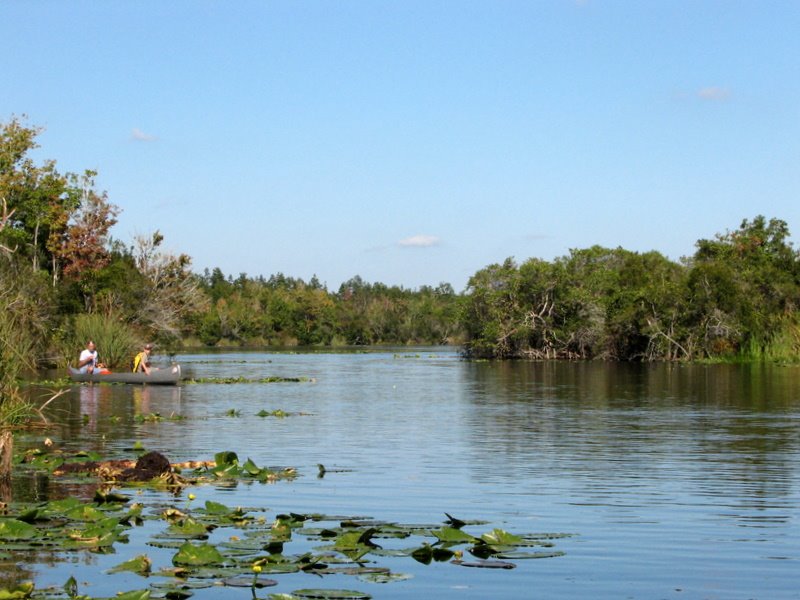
2, 113, 799, 414
462, 224, 800, 361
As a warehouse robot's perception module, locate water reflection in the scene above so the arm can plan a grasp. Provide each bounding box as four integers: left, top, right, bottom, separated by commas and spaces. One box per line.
463, 361, 800, 527
12, 353, 800, 599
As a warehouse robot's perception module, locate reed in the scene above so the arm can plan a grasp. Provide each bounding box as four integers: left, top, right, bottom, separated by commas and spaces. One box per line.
72, 314, 139, 370
0, 294, 37, 425
737, 318, 800, 363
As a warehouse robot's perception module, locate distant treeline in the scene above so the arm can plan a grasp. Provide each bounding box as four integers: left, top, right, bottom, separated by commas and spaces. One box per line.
192, 214, 800, 362
2, 116, 800, 374
461, 215, 800, 361
192, 271, 460, 347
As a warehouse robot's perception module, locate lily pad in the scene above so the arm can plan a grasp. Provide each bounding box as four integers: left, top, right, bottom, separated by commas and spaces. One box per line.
357, 572, 413, 584
494, 550, 566, 560
291, 590, 371, 600
150, 580, 213, 590
0, 519, 38, 540
430, 526, 478, 544
160, 518, 212, 539
119, 591, 153, 600
108, 554, 152, 575
0, 582, 35, 599
221, 576, 278, 588
149, 588, 194, 600
454, 559, 517, 569
479, 528, 525, 546
172, 542, 226, 566
316, 567, 389, 577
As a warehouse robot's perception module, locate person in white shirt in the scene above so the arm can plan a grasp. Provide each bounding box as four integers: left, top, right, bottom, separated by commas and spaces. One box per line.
78, 340, 99, 374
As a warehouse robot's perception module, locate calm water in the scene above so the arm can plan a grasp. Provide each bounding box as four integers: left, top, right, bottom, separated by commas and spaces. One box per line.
9, 349, 800, 599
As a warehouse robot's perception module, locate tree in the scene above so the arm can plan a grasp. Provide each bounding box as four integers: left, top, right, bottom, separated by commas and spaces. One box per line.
461, 258, 526, 358
132, 231, 209, 343
0, 117, 78, 274
688, 216, 800, 357
51, 171, 119, 283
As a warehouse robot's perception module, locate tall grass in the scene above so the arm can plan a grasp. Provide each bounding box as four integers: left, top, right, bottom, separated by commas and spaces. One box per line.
0, 291, 37, 426
71, 314, 139, 370
737, 317, 800, 363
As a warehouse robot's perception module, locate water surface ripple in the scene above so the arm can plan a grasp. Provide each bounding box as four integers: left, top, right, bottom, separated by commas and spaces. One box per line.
16, 352, 800, 599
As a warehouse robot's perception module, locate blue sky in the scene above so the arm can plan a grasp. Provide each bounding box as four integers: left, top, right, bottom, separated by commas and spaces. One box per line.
2, 1, 798, 291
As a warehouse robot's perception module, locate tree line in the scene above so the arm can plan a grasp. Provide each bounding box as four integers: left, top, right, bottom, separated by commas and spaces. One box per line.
461, 218, 800, 361
2, 114, 799, 407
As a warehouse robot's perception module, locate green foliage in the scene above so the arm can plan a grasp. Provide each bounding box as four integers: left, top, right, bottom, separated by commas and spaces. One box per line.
4, 114, 799, 369
188, 270, 462, 347
0, 117, 119, 282
461, 217, 800, 361
0, 259, 52, 422
689, 216, 800, 358
70, 313, 138, 370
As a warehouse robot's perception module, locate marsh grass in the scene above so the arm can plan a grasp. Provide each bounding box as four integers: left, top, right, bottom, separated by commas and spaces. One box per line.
71, 314, 139, 370
0, 295, 37, 427
734, 318, 800, 364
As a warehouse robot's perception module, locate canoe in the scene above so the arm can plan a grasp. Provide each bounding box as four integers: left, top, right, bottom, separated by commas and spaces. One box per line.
68, 365, 182, 385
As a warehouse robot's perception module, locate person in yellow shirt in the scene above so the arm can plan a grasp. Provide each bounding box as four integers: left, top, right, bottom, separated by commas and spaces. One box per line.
133, 343, 153, 374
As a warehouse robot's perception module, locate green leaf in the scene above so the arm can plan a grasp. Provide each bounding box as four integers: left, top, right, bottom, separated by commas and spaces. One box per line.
221, 576, 278, 588
454, 559, 517, 569
0, 519, 39, 540
202, 500, 232, 515
65, 505, 108, 522
172, 542, 225, 566
480, 528, 525, 546
94, 489, 131, 504
16, 508, 43, 524
107, 554, 152, 575
113, 591, 151, 600
357, 572, 413, 584
494, 550, 566, 560
164, 518, 211, 539
214, 451, 239, 467
0, 582, 34, 600
242, 458, 262, 476
0, 519, 38, 540
291, 590, 371, 599
430, 526, 477, 544
42, 497, 83, 514
63, 576, 78, 598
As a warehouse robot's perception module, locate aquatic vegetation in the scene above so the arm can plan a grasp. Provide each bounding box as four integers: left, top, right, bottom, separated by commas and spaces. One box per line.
0, 483, 571, 600
184, 376, 311, 384
4, 445, 571, 599
133, 412, 186, 423
255, 409, 311, 418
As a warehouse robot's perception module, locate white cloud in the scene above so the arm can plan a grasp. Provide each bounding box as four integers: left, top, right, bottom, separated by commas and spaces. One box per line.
697, 86, 731, 101
398, 234, 440, 248
131, 128, 158, 142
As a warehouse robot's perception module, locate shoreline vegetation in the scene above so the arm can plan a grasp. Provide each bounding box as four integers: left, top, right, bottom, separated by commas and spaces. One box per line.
2, 115, 800, 419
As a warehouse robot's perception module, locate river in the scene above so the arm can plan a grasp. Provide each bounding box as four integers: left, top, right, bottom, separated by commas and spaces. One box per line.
8, 349, 800, 599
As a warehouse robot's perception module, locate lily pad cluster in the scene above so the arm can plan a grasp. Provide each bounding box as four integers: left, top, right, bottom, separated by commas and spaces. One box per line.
1, 491, 569, 600
0, 494, 140, 555
184, 377, 310, 384
189, 451, 298, 484
3, 450, 570, 600
134, 413, 186, 424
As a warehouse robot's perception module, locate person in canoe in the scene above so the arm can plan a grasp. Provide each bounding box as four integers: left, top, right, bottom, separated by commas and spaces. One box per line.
77, 340, 108, 374
133, 343, 155, 375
